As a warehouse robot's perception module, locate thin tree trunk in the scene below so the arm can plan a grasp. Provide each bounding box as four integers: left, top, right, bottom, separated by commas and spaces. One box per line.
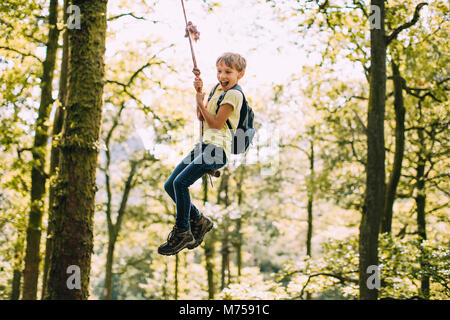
305, 134, 315, 301
235, 219, 242, 278
162, 262, 168, 299
174, 254, 179, 300
381, 61, 405, 234
306, 198, 313, 256
220, 169, 230, 289
204, 231, 216, 299
10, 270, 22, 300
22, 0, 60, 300
221, 225, 230, 290
103, 240, 116, 300
359, 0, 386, 300
306, 138, 314, 257
10, 234, 25, 300
45, 0, 108, 300
202, 175, 216, 299
235, 165, 245, 278
415, 127, 429, 298
103, 161, 138, 300
42, 0, 70, 299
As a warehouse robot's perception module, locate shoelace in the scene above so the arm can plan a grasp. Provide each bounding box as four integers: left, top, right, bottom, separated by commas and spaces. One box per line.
191, 223, 201, 235
167, 228, 182, 245
190, 217, 203, 234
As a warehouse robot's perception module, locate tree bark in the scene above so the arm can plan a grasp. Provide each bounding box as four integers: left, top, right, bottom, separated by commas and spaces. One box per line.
103, 240, 116, 300
103, 160, 137, 300
235, 219, 242, 277
381, 61, 405, 234
42, 0, 70, 299
306, 138, 314, 257
204, 230, 216, 299
234, 165, 245, 278
174, 254, 179, 300
359, 0, 386, 300
220, 169, 231, 290
45, 0, 108, 300
202, 175, 216, 299
22, 0, 60, 300
10, 228, 25, 300
162, 262, 168, 299
10, 269, 22, 300
415, 127, 429, 298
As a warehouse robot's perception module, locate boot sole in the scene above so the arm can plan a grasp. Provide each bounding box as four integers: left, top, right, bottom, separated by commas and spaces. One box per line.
158, 238, 196, 256
187, 223, 214, 250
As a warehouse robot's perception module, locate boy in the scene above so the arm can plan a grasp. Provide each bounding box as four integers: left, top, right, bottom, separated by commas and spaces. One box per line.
158, 52, 246, 255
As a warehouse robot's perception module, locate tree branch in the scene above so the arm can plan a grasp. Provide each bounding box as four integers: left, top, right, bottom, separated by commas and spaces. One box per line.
0, 46, 42, 62
107, 12, 146, 22
113, 160, 138, 239
353, 0, 368, 18
291, 271, 359, 300
351, 109, 367, 135
402, 84, 442, 103
386, 3, 428, 45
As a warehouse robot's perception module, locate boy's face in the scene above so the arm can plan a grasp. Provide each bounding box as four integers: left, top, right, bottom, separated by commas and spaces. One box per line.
216, 61, 244, 91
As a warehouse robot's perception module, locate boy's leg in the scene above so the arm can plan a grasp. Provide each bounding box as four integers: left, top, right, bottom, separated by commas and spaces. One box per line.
164, 144, 203, 219
186, 144, 227, 249
172, 145, 226, 231
159, 147, 200, 256
158, 144, 225, 255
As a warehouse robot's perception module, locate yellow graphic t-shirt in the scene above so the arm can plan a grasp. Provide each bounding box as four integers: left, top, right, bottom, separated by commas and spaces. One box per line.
202, 85, 243, 162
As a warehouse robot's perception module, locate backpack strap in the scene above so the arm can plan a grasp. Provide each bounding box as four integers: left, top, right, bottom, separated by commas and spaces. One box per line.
207, 83, 220, 102
215, 84, 245, 133
216, 84, 243, 106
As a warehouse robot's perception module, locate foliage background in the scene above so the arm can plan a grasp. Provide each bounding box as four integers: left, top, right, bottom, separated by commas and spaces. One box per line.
0, 0, 448, 300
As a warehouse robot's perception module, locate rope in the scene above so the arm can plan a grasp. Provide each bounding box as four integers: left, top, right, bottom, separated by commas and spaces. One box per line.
180, 0, 200, 78
180, 0, 220, 183
180, 0, 203, 144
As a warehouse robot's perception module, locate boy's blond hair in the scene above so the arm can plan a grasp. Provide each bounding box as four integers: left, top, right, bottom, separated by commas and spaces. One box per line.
216, 52, 247, 73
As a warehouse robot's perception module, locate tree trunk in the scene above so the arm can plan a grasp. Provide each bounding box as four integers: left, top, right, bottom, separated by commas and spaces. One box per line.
235, 165, 245, 278
306, 138, 314, 257
359, 0, 386, 300
204, 230, 216, 299
103, 239, 116, 300
10, 230, 25, 300
45, 0, 108, 300
10, 269, 22, 300
42, 0, 70, 299
102, 161, 137, 300
220, 170, 231, 289
202, 175, 216, 299
235, 219, 242, 278
22, 0, 60, 300
381, 61, 405, 234
221, 227, 230, 290
415, 127, 429, 298
174, 254, 179, 300
162, 262, 168, 299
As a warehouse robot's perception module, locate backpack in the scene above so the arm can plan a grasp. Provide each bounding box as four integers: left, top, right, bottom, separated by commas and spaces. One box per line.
207, 83, 255, 154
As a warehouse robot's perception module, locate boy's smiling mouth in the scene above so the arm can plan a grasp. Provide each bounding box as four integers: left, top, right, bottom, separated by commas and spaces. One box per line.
220, 81, 230, 89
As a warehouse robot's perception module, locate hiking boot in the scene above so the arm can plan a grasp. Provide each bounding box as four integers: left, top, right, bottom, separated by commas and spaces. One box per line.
158, 226, 195, 256
187, 214, 214, 250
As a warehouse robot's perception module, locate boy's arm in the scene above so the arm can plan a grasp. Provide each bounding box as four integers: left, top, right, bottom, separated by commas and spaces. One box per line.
197, 92, 233, 130
194, 77, 205, 121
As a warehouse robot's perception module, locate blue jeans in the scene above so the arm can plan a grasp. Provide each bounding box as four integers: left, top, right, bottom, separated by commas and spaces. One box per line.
164, 143, 227, 230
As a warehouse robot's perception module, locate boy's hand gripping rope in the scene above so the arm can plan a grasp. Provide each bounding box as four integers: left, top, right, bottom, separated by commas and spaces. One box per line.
181, 0, 221, 182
